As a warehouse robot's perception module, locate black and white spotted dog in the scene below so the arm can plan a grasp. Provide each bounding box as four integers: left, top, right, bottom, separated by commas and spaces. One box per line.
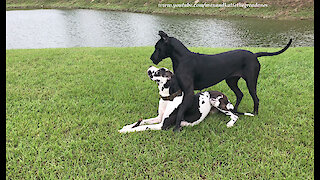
119, 66, 253, 133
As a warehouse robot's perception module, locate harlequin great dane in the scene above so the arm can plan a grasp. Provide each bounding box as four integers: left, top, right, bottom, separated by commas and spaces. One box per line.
118, 66, 253, 133
150, 31, 292, 131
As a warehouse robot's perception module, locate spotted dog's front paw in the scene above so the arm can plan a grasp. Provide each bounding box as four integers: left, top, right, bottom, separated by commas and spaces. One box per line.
226, 114, 239, 128
118, 126, 131, 133
118, 123, 136, 133
120, 124, 134, 130
119, 126, 139, 133
226, 121, 235, 128
118, 119, 145, 133
118, 128, 128, 133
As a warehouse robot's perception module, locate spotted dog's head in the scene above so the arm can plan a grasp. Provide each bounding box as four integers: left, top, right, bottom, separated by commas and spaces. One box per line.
147, 66, 173, 96
147, 66, 173, 84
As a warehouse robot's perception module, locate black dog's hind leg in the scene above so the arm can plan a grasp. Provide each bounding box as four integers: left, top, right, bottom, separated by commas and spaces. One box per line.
226, 77, 243, 112
246, 81, 259, 115
245, 75, 260, 115
244, 61, 260, 115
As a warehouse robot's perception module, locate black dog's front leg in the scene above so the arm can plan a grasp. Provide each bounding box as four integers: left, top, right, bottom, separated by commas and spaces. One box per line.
173, 67, 195, 132
174, 89, 194, 132
161, 110, 178, 130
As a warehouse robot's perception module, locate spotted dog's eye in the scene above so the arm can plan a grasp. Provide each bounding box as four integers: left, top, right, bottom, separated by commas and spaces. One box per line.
154, 71, 160, 77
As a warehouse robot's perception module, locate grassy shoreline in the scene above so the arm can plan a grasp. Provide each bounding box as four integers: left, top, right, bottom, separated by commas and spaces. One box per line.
6, 46, 314, 179
6, 0, 313, 20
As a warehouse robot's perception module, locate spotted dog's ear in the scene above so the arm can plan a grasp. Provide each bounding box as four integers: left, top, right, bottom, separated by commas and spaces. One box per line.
164, 70, 173, 79
159, 31, 169, 43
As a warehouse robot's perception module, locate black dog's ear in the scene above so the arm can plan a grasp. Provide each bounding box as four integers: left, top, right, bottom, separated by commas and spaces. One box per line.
158, 31, 169, 42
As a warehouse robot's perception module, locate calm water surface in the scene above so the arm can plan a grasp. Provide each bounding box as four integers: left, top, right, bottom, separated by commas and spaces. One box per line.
6, 9, 314, 49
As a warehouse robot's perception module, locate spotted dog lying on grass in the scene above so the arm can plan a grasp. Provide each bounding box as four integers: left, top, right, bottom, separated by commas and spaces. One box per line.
119, 66, 253, 133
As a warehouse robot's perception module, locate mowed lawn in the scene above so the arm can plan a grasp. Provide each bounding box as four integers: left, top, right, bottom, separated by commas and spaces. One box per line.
6, 46, 313, 179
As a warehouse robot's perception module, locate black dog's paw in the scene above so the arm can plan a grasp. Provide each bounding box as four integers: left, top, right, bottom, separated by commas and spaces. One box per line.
161, 126, 170, 131
161, 124, 171, 131
173, 126, 182, 132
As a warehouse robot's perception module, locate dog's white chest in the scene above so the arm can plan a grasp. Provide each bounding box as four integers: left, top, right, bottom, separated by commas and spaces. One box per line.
198, 92, 211, 117
162, 93, 184, 117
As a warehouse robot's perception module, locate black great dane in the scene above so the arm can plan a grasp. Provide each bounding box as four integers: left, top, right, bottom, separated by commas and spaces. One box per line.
150, 31, 292, 132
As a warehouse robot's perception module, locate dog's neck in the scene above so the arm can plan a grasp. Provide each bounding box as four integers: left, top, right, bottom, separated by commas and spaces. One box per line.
158, 82, 170, 97
168, 38, 193, 72
158, 75, 181, 99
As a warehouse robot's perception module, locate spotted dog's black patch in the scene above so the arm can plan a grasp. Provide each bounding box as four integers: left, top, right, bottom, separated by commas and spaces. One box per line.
158, 68, 173, 78
148, 70, 153, 79
153, 68, 165, 77
132, 119, 142, 128
163, 81, 170, 89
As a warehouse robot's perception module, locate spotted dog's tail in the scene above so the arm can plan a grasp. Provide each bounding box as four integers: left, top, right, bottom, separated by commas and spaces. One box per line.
229, 108, 254, 116
255, 39, 292, 58
225, 101, 254, 117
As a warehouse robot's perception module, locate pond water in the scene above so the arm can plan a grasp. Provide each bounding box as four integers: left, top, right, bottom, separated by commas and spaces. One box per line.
6, 9, 313, 49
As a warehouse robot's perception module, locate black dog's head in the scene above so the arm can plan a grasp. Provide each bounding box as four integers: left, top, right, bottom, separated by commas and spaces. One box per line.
150, 31, 171, 65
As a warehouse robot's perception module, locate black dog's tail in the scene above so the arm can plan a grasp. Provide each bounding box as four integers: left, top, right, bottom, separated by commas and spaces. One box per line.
255, 39, 292, 58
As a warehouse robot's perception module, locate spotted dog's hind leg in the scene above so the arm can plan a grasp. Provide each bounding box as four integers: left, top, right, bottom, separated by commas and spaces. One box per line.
225, 111, 239, 128
210, 95, 239, 127
210, 94, 255, 127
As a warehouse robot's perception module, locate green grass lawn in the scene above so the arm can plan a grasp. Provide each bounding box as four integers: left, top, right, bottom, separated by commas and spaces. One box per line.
6, 46, 314, 179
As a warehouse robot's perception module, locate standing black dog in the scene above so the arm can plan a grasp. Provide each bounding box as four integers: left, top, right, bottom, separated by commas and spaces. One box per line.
150, 31, 292, 131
